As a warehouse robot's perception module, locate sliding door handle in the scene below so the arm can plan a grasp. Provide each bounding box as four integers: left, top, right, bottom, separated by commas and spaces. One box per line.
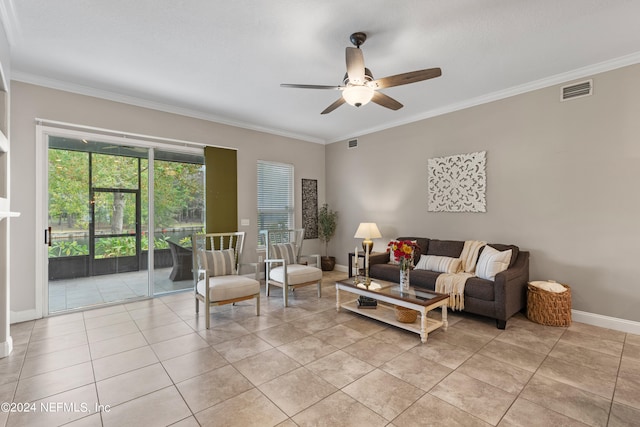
45, 227, 52, 246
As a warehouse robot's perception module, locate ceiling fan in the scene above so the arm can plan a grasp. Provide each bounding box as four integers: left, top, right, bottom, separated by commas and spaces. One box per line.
281, 32, 442, 114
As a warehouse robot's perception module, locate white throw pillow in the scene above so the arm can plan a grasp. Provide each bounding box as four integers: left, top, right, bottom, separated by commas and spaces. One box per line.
414, 254, 462, 274
476, 246, 512, 281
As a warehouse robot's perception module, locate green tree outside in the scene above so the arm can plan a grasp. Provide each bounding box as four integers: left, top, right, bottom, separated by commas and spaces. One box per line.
48, 148, 204, 258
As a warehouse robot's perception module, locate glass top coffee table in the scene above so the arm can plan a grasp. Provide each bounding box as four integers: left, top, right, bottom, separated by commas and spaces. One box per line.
335, 278, 449, 343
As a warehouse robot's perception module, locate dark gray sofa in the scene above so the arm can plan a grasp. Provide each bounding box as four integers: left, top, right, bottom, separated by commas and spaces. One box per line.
369, 237, 529, 329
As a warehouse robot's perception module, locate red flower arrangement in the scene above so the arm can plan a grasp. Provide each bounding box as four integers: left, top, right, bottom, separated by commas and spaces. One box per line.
387, 240, 418, 263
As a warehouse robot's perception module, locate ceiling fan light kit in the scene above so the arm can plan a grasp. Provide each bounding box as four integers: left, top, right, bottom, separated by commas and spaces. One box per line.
281, 32, 442, 114
342, 85, 374, 107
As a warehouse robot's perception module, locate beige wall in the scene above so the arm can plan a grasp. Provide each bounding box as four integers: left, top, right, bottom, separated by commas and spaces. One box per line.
326, 63, 640, 323
8, 63, 640, 326
10, 81, 325, 315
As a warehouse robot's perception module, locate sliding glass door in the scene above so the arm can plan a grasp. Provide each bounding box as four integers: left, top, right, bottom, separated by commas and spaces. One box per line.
46, 135, 204, 313
152, 151, 205, 295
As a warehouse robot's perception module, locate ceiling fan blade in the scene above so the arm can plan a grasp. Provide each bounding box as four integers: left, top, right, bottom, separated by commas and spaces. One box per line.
346, 47, 365, 85
371, 91, 403, 110
321, 97, 346, 115
280, 83, 342, 90
371, 68, 442, 89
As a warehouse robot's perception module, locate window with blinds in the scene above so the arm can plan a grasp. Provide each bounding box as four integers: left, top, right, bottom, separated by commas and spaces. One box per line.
257, 160, 294, 245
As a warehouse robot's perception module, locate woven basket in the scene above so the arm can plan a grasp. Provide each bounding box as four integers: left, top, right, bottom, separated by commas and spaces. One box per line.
527, 282, 572, 327
395, 306, 418, 323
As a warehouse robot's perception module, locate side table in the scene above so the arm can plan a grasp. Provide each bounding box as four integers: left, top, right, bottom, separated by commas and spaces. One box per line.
347, 252, 380, 277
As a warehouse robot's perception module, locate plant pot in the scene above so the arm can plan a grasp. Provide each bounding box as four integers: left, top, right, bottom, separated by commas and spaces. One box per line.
321, 256, 336, 271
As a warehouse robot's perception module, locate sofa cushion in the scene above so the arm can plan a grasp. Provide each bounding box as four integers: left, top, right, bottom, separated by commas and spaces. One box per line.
427, 239, 465, 258
464, 277, 495, 301
408, 269, 440, 290
369, 263, 404, 284
415, 254, 461, 274
476, 246, 512, 281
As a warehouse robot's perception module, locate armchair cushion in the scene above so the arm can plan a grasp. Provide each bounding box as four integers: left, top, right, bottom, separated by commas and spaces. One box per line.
271, 243, 297, 264
200, 248, 236, 276
269, 264, 322, 285
197, 275, 260, 301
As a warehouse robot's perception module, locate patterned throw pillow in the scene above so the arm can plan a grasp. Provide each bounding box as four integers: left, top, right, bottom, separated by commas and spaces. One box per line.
200, 248, 236, 276
414, 254, 462, 274
271, 243, 297, 265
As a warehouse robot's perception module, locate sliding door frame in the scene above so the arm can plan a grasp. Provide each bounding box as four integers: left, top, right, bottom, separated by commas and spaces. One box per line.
35, 122, 203, 317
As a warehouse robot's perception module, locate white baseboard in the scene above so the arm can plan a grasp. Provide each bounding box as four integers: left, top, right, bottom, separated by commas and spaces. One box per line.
0, 336, 13, 359
10, 308, 39, 324
0, 336, 13, 358
334, 264, 348, 273
572, 309, 640, 335
10, 289, 639, 336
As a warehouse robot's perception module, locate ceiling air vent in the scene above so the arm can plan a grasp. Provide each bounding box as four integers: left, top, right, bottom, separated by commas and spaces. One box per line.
347, 139, 358, 149
561, 79, 592, 102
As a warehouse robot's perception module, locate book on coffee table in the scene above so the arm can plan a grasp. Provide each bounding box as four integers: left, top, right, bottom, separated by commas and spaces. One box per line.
357, 296, 377, 309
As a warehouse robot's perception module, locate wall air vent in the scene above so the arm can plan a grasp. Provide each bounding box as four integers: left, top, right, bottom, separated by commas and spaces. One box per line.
347, 139, 358, 149
561, 79, 593, 102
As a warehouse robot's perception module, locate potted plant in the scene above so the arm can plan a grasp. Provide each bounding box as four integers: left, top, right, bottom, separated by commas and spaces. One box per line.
318, 203, 338, 271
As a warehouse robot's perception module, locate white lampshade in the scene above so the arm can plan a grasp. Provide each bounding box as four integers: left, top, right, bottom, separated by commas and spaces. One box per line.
354, 223, 382, 239
355, 222, 381, 253
342, 85, 374, 107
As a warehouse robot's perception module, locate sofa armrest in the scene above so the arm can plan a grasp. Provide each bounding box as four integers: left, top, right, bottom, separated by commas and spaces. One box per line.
369, 252, 390, 266
493, 251, 530, 321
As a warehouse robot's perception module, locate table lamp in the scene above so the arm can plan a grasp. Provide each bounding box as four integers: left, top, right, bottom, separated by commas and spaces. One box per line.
354, 222, 381, 253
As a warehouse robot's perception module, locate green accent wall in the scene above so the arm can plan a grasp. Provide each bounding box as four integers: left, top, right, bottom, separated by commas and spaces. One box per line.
204, 146, 237, 232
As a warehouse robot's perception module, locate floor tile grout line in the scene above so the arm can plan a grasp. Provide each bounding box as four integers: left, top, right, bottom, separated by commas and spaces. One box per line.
492, 326, 567, 426
605, 332, 628, 426
3, 320, 34, 427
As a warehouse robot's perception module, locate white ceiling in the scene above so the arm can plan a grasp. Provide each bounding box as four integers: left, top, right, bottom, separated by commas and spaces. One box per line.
2, 0, 640, 144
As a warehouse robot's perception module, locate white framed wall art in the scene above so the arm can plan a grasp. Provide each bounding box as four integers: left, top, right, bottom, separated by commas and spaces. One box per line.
427, 151, 486, 212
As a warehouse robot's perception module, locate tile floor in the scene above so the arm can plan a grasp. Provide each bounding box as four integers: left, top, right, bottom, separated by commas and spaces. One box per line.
49, 268, 193, 313
2, 271, 640, 426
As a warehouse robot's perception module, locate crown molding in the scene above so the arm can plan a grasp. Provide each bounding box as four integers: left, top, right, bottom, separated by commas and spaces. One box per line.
11, 49, 640, 146
329, 51, 640, 144
11, 71, 326, 145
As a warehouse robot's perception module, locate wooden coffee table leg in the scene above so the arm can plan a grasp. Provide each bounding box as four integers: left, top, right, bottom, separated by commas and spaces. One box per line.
335, 286, 340, 312
420, 310, 427, 343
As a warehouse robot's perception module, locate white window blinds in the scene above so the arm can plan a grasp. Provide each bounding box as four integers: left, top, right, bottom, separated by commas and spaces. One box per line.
257, 160, 294, 245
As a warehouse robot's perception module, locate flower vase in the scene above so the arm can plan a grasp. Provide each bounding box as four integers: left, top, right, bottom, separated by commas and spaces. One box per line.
399, 258, 410, 290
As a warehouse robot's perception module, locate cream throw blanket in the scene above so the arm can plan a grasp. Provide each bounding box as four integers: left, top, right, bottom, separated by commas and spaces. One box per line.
435, 240, 486, 310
